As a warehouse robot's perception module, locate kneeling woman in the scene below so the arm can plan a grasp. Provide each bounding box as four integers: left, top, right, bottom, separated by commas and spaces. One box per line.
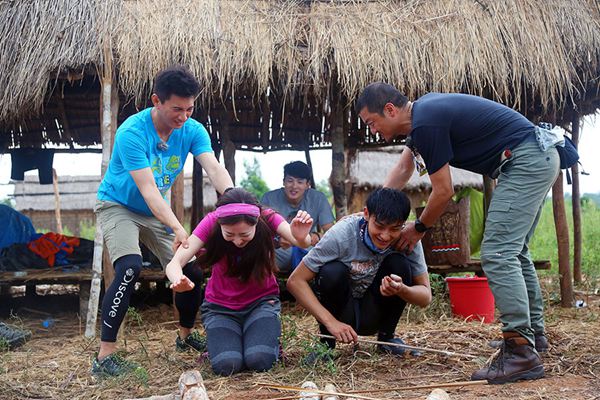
166, 188, 312, 375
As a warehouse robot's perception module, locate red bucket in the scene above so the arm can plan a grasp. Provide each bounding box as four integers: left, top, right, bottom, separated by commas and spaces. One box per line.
445, 276, 495, 323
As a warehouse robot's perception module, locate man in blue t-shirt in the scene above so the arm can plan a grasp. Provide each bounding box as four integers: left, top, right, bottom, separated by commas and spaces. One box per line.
92, 66, 233, 379
261, 161, 335, 274
356, 83, 560, 385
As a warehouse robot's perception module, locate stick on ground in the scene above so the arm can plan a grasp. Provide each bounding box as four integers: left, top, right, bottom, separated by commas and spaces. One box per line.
316, 333, 479, 359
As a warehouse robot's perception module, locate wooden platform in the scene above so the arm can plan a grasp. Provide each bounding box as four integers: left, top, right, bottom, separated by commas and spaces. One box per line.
427, 259, 551, 274
0, 268, 168, 318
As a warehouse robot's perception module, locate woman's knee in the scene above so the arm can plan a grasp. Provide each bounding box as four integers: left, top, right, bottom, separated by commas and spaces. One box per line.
244, 352, 277, 372
211, 357, 244, 376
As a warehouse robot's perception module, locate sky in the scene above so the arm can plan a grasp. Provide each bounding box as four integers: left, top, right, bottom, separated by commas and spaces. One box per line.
1, 114, 599, 200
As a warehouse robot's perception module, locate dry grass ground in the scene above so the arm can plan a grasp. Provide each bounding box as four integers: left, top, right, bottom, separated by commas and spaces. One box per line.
0, 277, 599, 400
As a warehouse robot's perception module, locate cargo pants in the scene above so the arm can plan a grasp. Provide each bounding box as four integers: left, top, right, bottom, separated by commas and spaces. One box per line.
480, 139, 560, 345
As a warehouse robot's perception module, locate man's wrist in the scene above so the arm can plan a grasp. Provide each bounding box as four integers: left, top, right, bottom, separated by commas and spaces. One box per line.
414, 218, 431, 233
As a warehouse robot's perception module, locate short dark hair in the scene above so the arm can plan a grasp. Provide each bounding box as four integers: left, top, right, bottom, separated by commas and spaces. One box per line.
283, 161, 312, 181
366, 187, 411, 224
355, 82, 409, 115
153, 65, 201, 102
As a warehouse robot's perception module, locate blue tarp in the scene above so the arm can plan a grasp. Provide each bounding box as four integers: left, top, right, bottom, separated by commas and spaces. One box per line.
0, 204, 36, 249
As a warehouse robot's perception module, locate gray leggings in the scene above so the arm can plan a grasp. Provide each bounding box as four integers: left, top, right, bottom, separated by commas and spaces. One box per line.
200, 296, 281, 376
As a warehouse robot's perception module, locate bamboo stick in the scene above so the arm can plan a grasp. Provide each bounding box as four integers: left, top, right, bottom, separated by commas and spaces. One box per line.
346, 380, 488, 394
257, 380, 488, 399
52, 168, 63, 234
85, 36, 115, 338
316, 334, 478, 359
255, 383, 384, 400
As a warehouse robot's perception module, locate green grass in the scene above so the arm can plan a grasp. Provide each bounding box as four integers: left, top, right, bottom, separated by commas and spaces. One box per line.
529, 198, 600, 280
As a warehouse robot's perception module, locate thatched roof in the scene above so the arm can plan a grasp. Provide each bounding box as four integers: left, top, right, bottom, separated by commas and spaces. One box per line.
1, 0, 600, 150
13, 174, 216, 212
349, 146, 483, 192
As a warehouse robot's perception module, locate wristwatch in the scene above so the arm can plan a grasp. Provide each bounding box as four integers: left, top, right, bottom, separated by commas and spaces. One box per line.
414, 218, 431, 233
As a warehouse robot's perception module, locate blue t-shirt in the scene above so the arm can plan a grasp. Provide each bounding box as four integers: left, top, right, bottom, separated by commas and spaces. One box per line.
97, 108, 213, 215
410, 93, 535, 176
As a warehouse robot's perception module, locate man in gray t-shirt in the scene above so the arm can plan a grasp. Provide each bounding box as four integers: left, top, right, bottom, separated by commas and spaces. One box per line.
262, 161, 335, 273
287, 188, 431, 359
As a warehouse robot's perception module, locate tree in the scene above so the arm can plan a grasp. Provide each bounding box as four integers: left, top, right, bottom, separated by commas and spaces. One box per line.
316, 179, 333, 205
240, 157, 270, 200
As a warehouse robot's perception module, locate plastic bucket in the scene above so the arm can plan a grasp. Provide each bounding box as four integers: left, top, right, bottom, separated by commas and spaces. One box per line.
445, 276, 495, 323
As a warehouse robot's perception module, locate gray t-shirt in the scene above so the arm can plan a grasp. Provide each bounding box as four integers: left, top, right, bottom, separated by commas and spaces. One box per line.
302, 215, 427, 298
261, 188, 335, 232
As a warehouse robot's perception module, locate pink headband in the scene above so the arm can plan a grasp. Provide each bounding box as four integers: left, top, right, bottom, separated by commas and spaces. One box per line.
214, 203, 260, 218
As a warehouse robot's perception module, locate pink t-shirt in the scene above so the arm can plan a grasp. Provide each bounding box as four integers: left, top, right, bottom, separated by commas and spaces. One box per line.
192, 209, 285, 310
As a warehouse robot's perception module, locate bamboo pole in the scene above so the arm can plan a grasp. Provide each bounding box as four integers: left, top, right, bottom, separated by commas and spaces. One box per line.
482, 176, 495, 220
191, 159, 204, 228
255, 383, 384, 400
552, 172, 574, 307
171, 174, 184, 223
86, 40, 116, 337
571, 113, 582, 283
315, 334, 478, 358
329, 98, 347, 220
257, 380, 487, 399
52, 168, 63, 234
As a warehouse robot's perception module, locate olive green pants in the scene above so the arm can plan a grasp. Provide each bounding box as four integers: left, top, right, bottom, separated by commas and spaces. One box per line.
480, 141, 559, 345
94, 200, 174, 267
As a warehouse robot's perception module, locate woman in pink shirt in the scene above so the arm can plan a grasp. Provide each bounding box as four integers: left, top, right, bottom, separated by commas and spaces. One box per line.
166, 188, 312, 375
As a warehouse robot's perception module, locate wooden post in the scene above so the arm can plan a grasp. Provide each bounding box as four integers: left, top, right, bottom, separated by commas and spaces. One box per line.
86, 46, 118, 338
171, 174, 184, 223
482, 176, 496, 220
305, 148, 316, 189
552, 173, 574, 307
571, 113, 582, 283
191, 159, 205, 228
220, 112, 236, 184
329, 100, 347, 219
52, 168, 63, 234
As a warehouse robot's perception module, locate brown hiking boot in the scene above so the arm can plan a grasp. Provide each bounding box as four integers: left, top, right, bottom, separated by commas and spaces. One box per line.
533, 333, 548, 353
489, 333, 549, 353
472, 334, 544, 384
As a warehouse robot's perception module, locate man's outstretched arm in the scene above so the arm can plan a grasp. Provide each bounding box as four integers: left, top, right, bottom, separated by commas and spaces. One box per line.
287, 262, 358, 344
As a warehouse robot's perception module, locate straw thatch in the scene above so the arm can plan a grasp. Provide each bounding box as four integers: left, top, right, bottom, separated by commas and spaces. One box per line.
1, 0, 600, 150
0, 0, 118, 125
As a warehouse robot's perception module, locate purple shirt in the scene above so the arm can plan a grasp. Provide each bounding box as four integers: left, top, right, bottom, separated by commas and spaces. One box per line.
192, 209, 284, 310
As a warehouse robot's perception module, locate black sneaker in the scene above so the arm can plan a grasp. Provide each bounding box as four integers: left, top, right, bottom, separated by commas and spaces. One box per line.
302, 341, 336, 366
176, 331, 207, 352
0, 322, 31, 350
303, 350, 335, 366
91, 352, 147, 379
377, 337, 407, 356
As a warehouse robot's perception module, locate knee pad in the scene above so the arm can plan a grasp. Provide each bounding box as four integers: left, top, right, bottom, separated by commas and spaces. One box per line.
245, 352, 276, 372
212, 358, 244, 376
114, 254, 142, 278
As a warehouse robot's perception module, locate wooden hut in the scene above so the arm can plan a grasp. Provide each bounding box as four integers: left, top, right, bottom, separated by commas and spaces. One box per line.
1, 0, 600, 329
347, 146, 483, 212
12, 175, 217, 235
